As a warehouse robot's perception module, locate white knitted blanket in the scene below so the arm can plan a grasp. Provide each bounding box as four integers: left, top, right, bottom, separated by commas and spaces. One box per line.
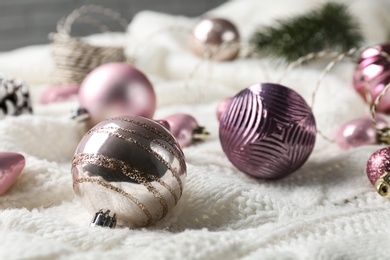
1, 0, 390, 259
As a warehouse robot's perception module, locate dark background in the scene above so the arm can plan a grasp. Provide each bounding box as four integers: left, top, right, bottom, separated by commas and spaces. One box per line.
0, 0, 226, 52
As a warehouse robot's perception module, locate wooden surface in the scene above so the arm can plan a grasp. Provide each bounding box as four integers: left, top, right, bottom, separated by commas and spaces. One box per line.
0, 0, 226, 51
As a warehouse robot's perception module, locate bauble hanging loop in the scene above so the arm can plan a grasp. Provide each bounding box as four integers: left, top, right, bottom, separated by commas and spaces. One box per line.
219, 83, 316, 179
72, 116, 186, 228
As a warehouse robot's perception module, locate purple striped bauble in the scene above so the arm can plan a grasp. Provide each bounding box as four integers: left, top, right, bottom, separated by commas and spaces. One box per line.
219, 83, 316, 179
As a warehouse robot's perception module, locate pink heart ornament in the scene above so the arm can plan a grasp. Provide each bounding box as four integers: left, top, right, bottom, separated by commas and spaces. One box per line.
0, 152, 25, 195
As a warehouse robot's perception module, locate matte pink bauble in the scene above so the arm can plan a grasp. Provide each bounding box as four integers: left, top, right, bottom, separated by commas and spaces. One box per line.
353, 44, 390, 113
334, 116, 388, 150
189, 18, 240, 61
79, 63, 156, 128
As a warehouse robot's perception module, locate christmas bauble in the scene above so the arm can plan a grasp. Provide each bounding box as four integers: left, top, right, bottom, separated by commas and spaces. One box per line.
79, 63, 156, 128
366, 147, 390, 197
189, 17, 240, 61
163, 113, 206, 148
219, 83, 316, 179
216, 97, 232, 122
334, 116, 387, 150
353, 44, 390, 113
72, 116, 186, 228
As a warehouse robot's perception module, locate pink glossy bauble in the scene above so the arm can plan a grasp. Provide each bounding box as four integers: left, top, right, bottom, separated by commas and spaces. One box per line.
163, 113, 200, 148
189, 18, 240, 61
79, 63, 156, 128
334, 116, 388, 150
353, 44, 390, 113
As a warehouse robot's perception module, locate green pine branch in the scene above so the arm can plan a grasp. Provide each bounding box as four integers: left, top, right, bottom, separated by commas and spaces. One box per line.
249, 2, 364, 63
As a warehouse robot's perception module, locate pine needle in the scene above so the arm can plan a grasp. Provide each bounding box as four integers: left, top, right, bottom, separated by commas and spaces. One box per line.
249, 2, 364, 63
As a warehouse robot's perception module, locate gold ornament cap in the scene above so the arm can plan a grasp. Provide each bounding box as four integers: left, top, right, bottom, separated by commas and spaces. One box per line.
375, 172, 390, 197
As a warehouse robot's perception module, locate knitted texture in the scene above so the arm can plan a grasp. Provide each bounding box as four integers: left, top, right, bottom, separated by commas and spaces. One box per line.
1, 0, 390, 259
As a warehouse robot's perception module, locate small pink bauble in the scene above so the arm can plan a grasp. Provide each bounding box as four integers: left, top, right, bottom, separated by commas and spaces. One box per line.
366, 147, 390, 197
161, 113, 208, 148
189, 18, 240, 61
216, 97, 232, 122
219, 83, 316, 179
334, 115, 388, 150
353, 44, 390, 113
79, 63, 156, 128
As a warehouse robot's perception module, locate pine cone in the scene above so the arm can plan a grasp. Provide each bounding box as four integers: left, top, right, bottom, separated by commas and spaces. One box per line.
0, 76, 33, 118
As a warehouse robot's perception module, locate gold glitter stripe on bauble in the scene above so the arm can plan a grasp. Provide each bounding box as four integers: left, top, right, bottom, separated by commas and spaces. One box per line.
72, 153, 179, 204
108, 117, 175, 146
146, 175, 178, 204
89, 125, 186, 172
73, 153, 171, 219
88, 125, 182, 165
88, 130, 184, 196
73, 177, 153, 226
